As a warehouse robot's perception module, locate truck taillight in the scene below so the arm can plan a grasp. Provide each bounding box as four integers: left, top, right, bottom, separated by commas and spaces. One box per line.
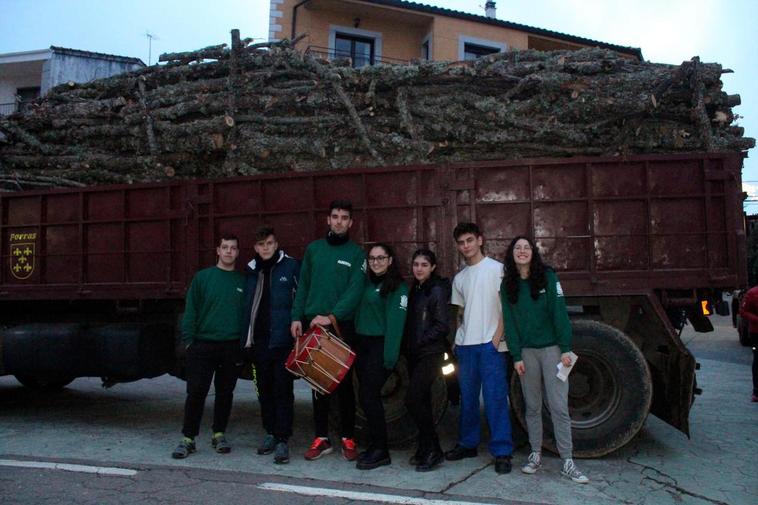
701, 300, 712, 316
441, 352, 455, 375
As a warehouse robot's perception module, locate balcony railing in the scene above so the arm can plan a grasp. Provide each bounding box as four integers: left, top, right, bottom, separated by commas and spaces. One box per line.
0, 102, 16, 116
305, 46, 409, 66
0, 101, 38, 116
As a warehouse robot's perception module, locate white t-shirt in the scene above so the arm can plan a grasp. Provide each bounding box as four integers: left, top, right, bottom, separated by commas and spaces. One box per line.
451, 256, 504, 347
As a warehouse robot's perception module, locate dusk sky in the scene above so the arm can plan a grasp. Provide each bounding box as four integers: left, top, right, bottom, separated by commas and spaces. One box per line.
2, 0, 755, 208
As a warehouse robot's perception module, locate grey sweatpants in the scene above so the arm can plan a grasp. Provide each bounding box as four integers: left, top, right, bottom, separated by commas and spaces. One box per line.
520, 345, 573, 459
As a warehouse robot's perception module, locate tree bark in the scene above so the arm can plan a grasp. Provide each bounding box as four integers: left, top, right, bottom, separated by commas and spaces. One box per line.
0, 35, 753, 191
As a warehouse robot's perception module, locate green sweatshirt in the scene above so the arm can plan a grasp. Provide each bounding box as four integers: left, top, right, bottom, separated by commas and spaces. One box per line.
354, 279, 409, 369
291, 238, 366, 322
181, 266, 245, 345
501, 269, 572, 362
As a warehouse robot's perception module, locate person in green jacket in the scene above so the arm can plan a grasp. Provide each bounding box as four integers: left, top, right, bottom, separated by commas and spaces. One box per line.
353, 243, 408, 470
172, 234, 245, 459
501, 236, 588, 484
291, 199, 366, 462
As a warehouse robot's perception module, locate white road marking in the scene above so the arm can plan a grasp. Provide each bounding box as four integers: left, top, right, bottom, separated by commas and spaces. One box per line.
257, 482, 499, 505
0, 458, 137, 476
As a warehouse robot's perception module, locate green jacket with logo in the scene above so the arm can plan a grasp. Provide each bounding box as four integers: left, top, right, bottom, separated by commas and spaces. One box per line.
291, 238, 365, 322
355, 279, 409, 369
501, 269, 572, 362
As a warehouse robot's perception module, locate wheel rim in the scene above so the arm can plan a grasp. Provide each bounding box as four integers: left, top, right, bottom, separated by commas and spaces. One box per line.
567, 350, 621, 430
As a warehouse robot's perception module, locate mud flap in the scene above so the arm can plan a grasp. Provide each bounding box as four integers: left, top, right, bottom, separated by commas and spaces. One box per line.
644, 295, 696, 437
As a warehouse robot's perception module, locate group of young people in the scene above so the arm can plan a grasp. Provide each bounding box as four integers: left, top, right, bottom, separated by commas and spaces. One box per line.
170, 198, 589, 484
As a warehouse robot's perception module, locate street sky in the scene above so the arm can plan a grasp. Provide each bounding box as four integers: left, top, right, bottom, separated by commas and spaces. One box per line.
1, 0, 756, 208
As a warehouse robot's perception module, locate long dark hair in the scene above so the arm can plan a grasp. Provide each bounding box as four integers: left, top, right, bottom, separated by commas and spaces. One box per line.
368, 243, 404, 297
504, 236, 547, 304
411, 248, 439, 286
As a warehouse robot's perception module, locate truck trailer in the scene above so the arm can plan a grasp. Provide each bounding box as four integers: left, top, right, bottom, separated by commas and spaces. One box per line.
0, 151, 746, 456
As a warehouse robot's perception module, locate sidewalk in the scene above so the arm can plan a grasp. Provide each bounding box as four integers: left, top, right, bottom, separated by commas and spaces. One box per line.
1, 317, 756, 504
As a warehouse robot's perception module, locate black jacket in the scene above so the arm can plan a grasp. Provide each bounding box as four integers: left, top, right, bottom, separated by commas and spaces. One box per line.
404, 275, 451, 357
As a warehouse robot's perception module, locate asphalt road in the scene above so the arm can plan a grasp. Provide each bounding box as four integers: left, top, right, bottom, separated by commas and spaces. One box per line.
1, 312, 756, 505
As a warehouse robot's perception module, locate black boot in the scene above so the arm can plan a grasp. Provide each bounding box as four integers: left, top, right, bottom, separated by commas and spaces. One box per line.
356, 448, 391, 470
416, 449, 444, 472
444, 444, 477, 461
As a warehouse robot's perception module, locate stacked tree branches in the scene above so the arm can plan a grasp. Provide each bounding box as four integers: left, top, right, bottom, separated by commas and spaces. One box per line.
0, 30, 753, 190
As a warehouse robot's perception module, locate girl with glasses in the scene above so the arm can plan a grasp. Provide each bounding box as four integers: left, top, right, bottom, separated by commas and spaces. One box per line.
353, 243, 408, 470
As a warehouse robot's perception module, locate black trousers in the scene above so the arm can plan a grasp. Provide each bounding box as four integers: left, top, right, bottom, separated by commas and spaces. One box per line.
354, 333, 388, 451
254, 347, 294, 441
312, 321, 356, 439
182, 340, 242, 438
405, 352, 444, 454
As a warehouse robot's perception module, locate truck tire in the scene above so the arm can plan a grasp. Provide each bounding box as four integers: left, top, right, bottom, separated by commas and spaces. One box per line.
352, 355, 448, 447
2, 323, 83, 378
14, 374, 74, 390
90, 323, 174, 380
510, 320, 652, 458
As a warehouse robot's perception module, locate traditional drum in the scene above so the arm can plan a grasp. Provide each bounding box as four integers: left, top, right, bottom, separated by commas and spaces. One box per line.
285, 324, 355, 394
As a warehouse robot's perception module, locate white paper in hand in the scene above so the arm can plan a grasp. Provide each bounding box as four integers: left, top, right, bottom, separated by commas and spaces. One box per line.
556, 351, 578, 382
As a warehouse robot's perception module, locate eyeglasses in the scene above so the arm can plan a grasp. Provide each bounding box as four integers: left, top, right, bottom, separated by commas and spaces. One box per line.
367, 255, 389, 263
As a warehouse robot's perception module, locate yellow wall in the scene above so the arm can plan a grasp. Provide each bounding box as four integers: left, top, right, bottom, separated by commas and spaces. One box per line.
430, 16, 528, 60
297, 6, 431, 62
273, 0, 626, 62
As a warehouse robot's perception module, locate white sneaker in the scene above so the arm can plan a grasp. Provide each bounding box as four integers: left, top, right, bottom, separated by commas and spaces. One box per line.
561, 458, 589, 484
521, 451, 542, 474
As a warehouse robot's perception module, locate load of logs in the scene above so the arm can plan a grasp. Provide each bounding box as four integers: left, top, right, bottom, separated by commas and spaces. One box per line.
0, 29, 753, 191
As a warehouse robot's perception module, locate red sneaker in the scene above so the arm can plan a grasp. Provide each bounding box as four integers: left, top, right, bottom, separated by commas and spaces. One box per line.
304, 437, 332, 460
341, 437, 358, 461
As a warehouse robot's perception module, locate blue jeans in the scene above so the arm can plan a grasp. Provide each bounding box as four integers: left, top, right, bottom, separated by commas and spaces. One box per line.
455, 342, 513, 457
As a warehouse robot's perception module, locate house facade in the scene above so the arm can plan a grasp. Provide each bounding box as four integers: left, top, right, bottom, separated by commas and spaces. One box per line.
0, 46, 144, 116
268, 0, 642, 66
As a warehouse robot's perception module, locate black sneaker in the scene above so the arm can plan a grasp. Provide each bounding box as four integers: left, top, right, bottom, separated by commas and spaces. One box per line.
495, 455, 512, 474
171, 437, 196, 459
257, 434, 276, 455
444, 445, 477, 461
416, 450, 444, 472
274, 441, 290, 464
356, 448, 391, 470
211, 432, 231, 454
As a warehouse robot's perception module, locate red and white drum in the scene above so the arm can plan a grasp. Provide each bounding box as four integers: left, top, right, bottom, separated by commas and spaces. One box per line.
285, 324, 355, 394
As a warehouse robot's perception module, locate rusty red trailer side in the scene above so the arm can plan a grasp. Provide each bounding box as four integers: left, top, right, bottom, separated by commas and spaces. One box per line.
0, 151, 747, 456
1, 152, 746, 298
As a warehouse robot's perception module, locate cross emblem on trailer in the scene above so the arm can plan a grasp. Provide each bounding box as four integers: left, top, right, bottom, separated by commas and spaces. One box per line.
9, 242, 35, 280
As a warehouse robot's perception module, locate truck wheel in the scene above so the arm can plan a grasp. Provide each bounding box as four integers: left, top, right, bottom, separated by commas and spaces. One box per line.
14, 374, 74, 391
510, 320, 652, 458
353, 355, 448, 447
